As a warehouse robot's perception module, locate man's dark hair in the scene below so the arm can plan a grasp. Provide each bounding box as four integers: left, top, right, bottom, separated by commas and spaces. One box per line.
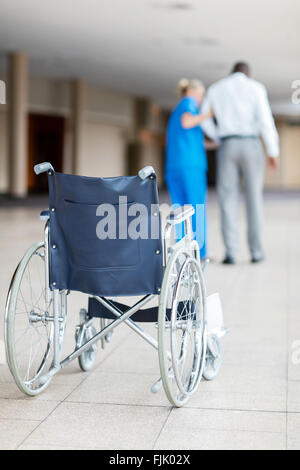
232, 62, 250, 76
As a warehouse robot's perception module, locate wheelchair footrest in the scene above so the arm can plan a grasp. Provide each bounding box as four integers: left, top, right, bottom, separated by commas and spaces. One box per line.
88, 297, 159, 323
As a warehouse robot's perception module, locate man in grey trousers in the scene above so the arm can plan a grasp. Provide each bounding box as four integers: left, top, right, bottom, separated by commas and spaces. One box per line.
201, 62, 279, 264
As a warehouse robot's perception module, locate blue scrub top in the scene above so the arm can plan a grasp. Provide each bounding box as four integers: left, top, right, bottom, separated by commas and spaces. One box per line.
166, 96, 207, 174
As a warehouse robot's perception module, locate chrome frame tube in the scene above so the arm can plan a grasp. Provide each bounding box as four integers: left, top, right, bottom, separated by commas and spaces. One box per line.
163, 206, 195, 267
59, 290, 67, 355
163, 222, 173, 267
58, 294, 155, 370
44, 222, 52, 304
94, 296, 159, 351
100, 318, 106, 349
53, 289, 60, 368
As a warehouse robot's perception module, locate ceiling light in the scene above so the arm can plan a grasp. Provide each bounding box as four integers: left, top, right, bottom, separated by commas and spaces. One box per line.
183, 36, 219, 46
168, 2, 194, 9
151, 1, 194, 11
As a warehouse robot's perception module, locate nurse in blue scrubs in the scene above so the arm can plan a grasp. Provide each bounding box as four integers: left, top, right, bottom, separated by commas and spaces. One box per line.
165, 79, 213, 259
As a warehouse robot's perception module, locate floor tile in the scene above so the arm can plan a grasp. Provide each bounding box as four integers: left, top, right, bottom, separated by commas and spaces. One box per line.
155, 408, 286, 450
287, 413, 300, 450
22, 402, 170, 449
0, 418, 39, 450
66, 371, 170, 407
0, 398, 58, 421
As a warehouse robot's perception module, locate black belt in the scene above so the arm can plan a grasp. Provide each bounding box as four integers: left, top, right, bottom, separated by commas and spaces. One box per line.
220, 135, 258, 141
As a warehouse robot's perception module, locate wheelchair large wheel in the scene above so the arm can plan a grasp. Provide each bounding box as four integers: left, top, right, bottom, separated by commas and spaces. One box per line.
5, 242, 54, 395
158, 246, 207, 407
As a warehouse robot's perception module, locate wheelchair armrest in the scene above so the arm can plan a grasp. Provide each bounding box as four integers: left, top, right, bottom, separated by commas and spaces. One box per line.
166, 205, 195, 225
40, 209, 50, 221
34, 162, 54, 175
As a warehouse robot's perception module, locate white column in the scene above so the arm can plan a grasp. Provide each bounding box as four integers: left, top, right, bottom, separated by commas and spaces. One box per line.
8, 52, 28, 197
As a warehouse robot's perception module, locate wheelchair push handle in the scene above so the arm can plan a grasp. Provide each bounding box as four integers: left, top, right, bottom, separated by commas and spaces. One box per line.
138, 166, 155, 180
34, 162, 54, 175
166, 205, 195, 225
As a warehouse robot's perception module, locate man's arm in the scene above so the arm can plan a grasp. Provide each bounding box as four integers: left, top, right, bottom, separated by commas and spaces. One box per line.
200, 93, 219, 141
256, 85, 280, 168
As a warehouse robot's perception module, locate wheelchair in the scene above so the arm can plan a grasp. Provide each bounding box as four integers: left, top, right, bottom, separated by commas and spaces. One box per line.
4, 162, 224, 407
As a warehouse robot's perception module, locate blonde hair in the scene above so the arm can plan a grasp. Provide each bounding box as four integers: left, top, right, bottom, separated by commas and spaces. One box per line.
177, 78, 205, 97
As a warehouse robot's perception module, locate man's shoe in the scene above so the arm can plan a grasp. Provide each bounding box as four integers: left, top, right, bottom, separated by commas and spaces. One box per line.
222, 256, 235, 265
251, 255, 265, 263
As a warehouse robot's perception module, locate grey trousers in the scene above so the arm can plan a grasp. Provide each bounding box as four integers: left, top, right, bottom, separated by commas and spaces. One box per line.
216, 137, 265, 259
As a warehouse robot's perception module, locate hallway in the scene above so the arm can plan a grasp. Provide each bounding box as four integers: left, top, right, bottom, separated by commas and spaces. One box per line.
0, 191, 300, 450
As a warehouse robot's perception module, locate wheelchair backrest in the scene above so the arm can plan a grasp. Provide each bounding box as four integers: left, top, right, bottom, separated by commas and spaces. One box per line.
47, 170, 163, 297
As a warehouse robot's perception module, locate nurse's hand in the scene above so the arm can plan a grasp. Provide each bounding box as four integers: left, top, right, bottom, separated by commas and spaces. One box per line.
205, 139, 219, 150
206, 108, 214, 119
182, 109, 214, 128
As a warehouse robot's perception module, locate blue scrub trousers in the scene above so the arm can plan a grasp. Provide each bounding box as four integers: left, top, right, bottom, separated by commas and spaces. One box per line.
165, 169, 207, 259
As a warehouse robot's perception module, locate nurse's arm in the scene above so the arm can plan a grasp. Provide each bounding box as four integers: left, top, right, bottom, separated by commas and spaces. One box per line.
181, 109, 213, 129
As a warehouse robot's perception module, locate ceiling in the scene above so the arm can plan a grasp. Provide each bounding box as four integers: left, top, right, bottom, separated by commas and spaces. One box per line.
0, 0, 299, 113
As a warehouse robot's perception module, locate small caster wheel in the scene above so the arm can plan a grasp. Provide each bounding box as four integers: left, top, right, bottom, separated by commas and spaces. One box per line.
105, 330, 113, 343
203, 334, 222, 381
100, 318, 114, 346
76, 322, 98, 372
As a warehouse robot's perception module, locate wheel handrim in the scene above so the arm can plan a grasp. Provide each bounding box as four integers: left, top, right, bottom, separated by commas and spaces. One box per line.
171, 257, 203, 396
158, 248, 206, 406
5, 243, 54, 393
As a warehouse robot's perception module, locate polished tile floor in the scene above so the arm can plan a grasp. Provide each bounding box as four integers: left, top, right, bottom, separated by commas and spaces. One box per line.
0, 191, 300, 450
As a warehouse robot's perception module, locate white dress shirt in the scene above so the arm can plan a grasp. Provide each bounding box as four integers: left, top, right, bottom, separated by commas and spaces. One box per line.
201, 72, 279, 157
